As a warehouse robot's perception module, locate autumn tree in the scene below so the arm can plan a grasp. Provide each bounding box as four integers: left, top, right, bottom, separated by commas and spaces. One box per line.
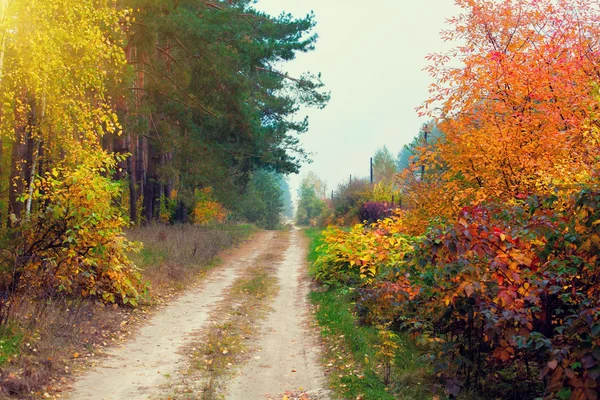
372, 145, 396, 184
0, 0, 144, 303
0, 0, 128, 223
405, 0, 600, 227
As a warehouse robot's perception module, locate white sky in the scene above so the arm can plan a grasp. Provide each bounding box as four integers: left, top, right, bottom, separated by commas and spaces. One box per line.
253, 0, 461, 201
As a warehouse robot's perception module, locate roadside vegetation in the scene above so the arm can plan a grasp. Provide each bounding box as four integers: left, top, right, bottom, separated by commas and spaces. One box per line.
302, 2, 600, 399
0, 224, 255, 399
306, 229, 433, 399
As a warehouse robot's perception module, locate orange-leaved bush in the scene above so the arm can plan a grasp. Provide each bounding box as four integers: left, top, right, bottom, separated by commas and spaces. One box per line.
191, 187, 228, 225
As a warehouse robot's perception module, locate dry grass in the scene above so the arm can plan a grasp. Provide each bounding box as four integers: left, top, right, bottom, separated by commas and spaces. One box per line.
0, 223, 256, 399
127, 224, 256, 295
0, 293, 135, 399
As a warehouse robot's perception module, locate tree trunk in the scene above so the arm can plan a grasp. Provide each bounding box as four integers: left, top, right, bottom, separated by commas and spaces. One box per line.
175, 200, 187, 223
8, 99, 34, 227
142, 142, 158, 224
126, 131, 137, 224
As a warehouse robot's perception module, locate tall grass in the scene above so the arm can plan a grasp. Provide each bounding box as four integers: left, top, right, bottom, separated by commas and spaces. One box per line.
127, 223, 256, 291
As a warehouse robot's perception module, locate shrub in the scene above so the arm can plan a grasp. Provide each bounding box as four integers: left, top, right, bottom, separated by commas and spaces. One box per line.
2, 151, 146, 306
332, 178, 371, 225
316, 187, 600, 398
358, 202, 395, 224
191, 188, 228, 225
312, 219, 413, 287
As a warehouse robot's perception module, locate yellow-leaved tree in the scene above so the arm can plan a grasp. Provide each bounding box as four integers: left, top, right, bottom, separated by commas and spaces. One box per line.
0, 0, 145, 304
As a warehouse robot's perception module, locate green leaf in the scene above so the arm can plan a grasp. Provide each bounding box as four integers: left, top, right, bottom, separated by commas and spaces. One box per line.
556, 389, 571, 400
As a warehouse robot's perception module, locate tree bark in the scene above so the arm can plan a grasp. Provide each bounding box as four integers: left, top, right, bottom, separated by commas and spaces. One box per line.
126, 131, 137, 224
142, 141, 159, 224
8, 99, 34, 227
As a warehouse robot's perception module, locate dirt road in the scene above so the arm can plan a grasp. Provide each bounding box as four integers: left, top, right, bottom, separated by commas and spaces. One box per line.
225, 229, 328, 399
66, 229, 329, 399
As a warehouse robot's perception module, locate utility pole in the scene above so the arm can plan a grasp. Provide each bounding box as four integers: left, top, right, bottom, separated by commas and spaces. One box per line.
421, 123, 431, 180
370, 157, 373, 184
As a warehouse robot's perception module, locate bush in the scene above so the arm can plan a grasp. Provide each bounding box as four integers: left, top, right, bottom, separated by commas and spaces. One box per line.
395, 193, 600, 398
191, 188, 228, 225
332, 180, 400, 226
332, 178, 371, 225
2, 151, 146, 306
358, 202, 396, 224
315, 188, 600, 398
311, 219, 413, 287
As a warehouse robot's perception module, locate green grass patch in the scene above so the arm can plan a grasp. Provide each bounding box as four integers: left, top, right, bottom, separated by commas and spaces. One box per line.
311, 289, 395, 399
0, 326, 22, 366
304, 227, 325, 264
305, 228, 434, 399
136, 247, 167, 268
233, 271, 276, 298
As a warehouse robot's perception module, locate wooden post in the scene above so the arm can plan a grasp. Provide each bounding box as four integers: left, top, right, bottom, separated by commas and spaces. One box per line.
421, 124, 430, 180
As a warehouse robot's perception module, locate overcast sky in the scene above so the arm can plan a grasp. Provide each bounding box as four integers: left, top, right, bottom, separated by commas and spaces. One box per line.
254, 0, 461, 201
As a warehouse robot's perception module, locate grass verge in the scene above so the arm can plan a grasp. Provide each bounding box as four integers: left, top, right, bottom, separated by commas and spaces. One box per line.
128, 223, 257, 296
305, 228, 434, 400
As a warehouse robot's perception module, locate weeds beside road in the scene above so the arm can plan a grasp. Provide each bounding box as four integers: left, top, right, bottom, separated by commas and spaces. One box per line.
304, 228, 434, 400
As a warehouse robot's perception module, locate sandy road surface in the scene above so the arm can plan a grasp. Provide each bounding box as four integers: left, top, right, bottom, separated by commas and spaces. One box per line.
66, 228, 328, 400
66, 231, 275, 400
225, 228, 329, 399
